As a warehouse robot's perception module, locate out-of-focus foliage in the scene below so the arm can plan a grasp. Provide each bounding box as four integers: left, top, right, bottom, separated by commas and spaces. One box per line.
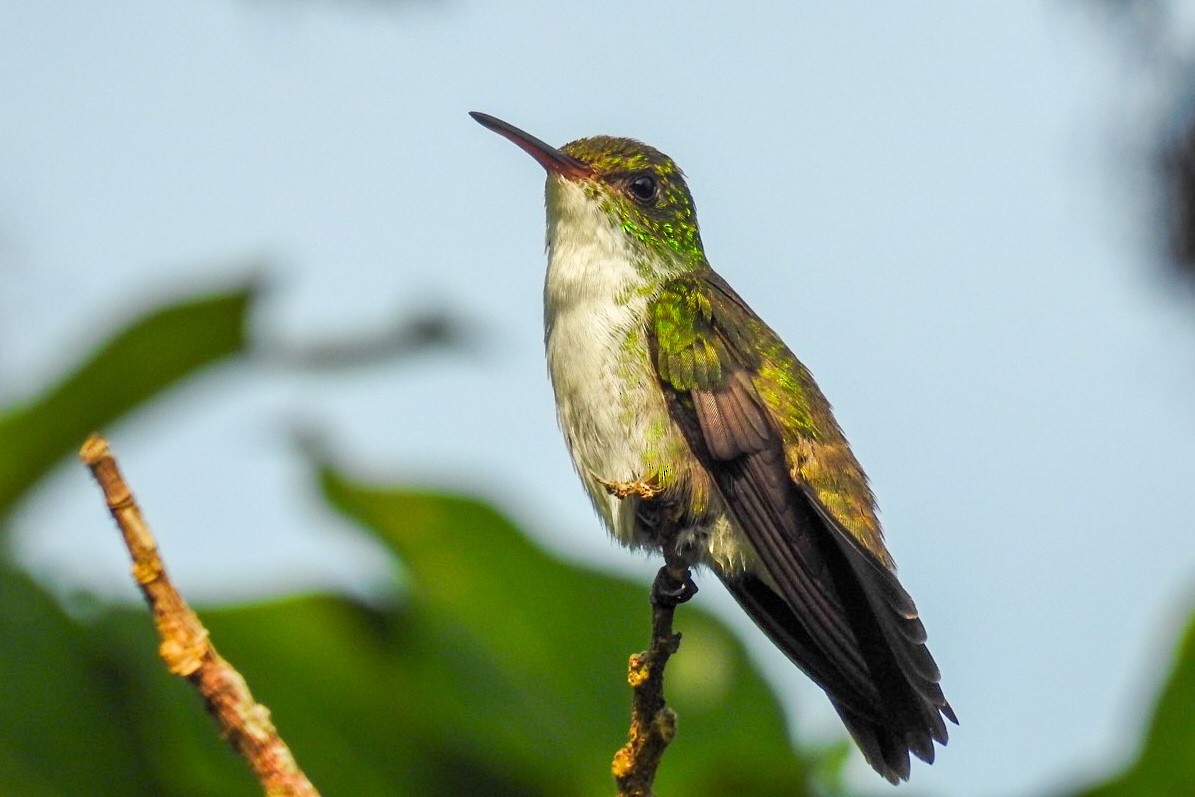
0, 287, 257, 795
2, 284, 1194, 795
0, 565, 161, 796
1055, 11, 1195, 790
0, 288, 253, 518
317, 470, 835, 796
0, 287, 847, 795
1066, 607, 1195, 797
1083, 0, 1195, 288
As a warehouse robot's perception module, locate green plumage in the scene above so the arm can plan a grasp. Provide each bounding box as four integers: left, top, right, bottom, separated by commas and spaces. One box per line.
652, 279, 723, 391
471, 111, 954, 784
650, 271, 884, 558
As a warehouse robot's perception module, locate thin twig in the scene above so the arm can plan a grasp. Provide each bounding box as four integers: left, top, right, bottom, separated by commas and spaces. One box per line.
612, 531, 694, 797
79, 433, 319, 797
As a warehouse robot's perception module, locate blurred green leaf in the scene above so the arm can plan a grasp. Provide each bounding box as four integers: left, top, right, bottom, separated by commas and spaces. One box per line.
0, 286, 254, 519
318, 466, 838, 796
46, 466, 841, 796
0, 284, 845, 795
0, 285, 255, 794
1069, 606, 1195, 797
0, 563, 159, 796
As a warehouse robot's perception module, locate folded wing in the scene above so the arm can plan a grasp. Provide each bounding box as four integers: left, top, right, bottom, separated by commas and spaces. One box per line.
650, 271, 955, 782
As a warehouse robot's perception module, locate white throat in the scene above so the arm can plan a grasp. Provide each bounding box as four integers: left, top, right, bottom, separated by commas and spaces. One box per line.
542, 177, 649, 333
540, 177, 659, 541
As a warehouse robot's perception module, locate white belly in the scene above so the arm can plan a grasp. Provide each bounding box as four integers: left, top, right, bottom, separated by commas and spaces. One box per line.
546, 295, 666, 544
539, 177, 754, 572
546, 301, 753, 574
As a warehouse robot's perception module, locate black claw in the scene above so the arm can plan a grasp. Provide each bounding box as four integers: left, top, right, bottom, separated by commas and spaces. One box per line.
651, 566, 698, 607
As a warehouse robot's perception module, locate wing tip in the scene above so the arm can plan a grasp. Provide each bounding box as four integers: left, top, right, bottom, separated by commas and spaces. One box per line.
835, 699, 955, 784
834, 702, 912, 783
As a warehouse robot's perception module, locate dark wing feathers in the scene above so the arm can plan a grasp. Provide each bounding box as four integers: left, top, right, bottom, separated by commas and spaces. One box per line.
801, 486, 953, 716
691, 372, 771, 459
726, 443, 876, 693
650, 272, 954, 783
725, 571, 882, 709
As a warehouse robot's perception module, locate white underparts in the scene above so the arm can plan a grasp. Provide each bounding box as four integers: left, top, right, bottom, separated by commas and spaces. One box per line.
540, 176, 754, 575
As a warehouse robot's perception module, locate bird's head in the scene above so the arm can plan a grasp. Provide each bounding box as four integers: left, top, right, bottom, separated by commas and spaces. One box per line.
471, 112, 707, 270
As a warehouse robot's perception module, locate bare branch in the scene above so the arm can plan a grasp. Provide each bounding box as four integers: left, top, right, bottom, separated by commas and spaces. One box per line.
79, 433, 319, 797
612, 535, 695, 797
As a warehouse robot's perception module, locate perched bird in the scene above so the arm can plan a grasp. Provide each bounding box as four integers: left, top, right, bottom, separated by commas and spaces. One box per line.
470, 111, 955, 783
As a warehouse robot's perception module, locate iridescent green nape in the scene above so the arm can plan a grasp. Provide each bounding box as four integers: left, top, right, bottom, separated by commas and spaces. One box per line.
561, 136, 707, 266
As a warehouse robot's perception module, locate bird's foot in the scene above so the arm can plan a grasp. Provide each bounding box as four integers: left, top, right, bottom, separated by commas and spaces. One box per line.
651, 565, 698, 608
595, 473, 663, 501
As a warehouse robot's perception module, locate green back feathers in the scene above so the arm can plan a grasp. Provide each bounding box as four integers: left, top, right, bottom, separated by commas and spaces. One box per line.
651, 278, 725, 391
650, 272, 885, 558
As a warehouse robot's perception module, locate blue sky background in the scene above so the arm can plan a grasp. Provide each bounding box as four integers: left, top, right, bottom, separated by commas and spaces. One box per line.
4, 2, 1195, 795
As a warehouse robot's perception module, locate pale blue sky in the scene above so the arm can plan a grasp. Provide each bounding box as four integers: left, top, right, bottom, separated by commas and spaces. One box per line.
4, 2, 1195, 795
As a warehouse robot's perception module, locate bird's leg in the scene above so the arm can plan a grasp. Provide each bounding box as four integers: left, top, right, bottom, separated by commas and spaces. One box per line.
651, 564, 697, 608
594, 472, 695, 606
651, 522, 697, 608
594, 472, 664, 501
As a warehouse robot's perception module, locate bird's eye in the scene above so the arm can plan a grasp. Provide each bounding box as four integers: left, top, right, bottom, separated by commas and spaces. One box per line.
628, 174, 659, 204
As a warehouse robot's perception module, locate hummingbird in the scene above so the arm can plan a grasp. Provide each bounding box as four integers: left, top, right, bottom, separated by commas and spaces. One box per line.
470, 111, 955, 783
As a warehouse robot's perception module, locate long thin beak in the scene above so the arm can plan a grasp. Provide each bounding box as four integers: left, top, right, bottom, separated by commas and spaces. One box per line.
470, 111, 592, 180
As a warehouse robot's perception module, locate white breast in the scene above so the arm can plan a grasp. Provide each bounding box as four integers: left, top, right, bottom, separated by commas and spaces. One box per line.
542, 178, 664, 544
538, 177, 755, 573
